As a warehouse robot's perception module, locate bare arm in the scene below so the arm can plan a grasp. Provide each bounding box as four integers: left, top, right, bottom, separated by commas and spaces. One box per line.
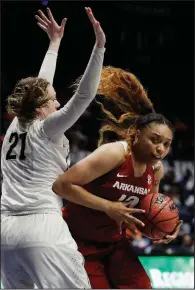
151, 161, 164, 193
53, 142, 125, 208
52, 142, 145, 228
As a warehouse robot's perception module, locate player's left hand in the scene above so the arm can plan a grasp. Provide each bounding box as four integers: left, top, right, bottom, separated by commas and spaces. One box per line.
35, 8, 67, 42
152, 220, 183, 244
85, 7, 106, 48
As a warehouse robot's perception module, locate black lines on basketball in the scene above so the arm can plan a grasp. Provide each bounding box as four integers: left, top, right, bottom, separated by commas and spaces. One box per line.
135, 193, 179, 240
149, 197, 172, 223
145, 193, 155, 219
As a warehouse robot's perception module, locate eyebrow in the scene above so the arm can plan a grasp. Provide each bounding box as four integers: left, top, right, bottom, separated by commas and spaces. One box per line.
151, 132, 172, 141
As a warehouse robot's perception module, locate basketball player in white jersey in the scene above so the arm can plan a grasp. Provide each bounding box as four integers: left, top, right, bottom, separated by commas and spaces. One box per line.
1, 7, 106, 289
1, 8, 146, 288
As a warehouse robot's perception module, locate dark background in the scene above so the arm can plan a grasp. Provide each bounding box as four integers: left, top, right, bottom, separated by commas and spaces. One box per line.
1, 1, 194, 159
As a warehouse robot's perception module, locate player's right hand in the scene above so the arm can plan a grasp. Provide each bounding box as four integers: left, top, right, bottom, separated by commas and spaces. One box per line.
35, 8, 67, 42
104, 201, 145, 233
85, 7, 106, 48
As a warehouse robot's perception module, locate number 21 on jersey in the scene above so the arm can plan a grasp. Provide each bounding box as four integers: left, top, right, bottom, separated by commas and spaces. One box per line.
6, 132, 27, 160
118, 194, 140, 208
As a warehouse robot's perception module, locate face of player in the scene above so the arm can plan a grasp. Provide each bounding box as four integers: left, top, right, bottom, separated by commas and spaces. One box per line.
36, 84, 60, 119
131, 123, 173, 166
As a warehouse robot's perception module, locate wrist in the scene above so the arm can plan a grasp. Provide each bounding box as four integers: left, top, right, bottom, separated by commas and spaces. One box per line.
99, 199, 112, 213
96, 41, 105, 49
49, 39, 61, 51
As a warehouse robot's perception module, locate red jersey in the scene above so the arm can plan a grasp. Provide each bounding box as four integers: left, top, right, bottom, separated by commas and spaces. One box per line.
63, 146, 154, 243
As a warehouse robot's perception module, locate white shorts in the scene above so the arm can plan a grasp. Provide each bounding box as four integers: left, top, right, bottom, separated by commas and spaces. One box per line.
1, 212, 91, 289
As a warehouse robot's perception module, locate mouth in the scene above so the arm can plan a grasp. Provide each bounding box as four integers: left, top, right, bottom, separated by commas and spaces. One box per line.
152, 154, 162, 160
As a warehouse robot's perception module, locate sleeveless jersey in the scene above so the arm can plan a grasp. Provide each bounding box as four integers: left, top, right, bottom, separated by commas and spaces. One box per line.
1, 117, 70, 214
63, 142, 154, 242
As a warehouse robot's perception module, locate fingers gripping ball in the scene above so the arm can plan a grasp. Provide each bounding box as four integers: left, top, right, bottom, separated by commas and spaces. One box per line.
134, 193, 179, 240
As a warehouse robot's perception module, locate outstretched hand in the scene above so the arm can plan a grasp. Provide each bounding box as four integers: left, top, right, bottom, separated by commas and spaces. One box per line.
85, 7, 106, 48
35, 7, 67, 42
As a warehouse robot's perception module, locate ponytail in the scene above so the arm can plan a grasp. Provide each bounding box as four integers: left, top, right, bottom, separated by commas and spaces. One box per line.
97, 66, 155, 147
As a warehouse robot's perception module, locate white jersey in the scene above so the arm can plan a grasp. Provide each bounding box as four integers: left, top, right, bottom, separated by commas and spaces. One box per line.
1, 44, 105, 215
1, 117, 70, 214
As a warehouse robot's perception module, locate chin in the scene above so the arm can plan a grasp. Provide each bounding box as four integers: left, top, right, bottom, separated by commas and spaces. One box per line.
147, 159, 161, 167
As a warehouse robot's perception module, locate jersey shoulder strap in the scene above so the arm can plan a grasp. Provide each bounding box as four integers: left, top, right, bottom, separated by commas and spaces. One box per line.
118, 140, 128, 154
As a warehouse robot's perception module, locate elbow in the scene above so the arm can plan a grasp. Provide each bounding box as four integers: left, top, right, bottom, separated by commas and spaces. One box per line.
52, 176, 71, 197
52, 180, 61, 196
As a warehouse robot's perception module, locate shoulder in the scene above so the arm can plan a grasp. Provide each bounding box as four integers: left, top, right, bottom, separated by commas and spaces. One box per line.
98, 141, 126, 153
94, 142, 126, 164
7, 116, 18, 130
3, 117, 17, 140
117, 140, 128, 154
58, 141, 126, 185
30, 120, 46, 137
77, 141, 126, 174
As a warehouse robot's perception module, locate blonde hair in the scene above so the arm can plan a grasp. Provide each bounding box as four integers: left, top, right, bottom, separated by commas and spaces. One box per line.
7, 77, 50, 123
97, 66, 155, 152
72, 66, 171, 155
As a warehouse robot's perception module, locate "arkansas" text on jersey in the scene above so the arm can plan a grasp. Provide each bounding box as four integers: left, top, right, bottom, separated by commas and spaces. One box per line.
113, 181, 149, 195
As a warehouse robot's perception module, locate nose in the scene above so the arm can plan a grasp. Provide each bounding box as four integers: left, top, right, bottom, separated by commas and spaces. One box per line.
156, 144, 164, 155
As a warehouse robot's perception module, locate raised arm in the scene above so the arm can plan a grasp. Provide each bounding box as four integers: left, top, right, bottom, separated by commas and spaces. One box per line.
36, 8, 67, 84
42, 7, 106, 138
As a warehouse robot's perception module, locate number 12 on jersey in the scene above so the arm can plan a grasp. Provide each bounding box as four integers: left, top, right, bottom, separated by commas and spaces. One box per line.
118, 194, 140, 208
6, 132, 27, 160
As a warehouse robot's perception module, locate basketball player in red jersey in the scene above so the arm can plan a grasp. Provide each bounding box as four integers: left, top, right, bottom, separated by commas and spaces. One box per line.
53, 67, 183, 289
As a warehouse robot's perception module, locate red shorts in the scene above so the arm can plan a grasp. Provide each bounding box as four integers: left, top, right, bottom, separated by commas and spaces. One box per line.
77, 238, 152, 289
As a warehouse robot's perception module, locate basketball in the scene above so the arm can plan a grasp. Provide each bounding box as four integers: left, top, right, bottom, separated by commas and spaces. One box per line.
134, 193, 179, 240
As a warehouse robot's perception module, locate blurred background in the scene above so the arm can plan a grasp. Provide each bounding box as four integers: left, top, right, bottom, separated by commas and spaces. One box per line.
1, 1, 194, 288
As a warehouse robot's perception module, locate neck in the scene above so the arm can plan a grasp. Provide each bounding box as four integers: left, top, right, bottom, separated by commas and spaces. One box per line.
37, 113, 46, 120
130, 152, 147, 177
